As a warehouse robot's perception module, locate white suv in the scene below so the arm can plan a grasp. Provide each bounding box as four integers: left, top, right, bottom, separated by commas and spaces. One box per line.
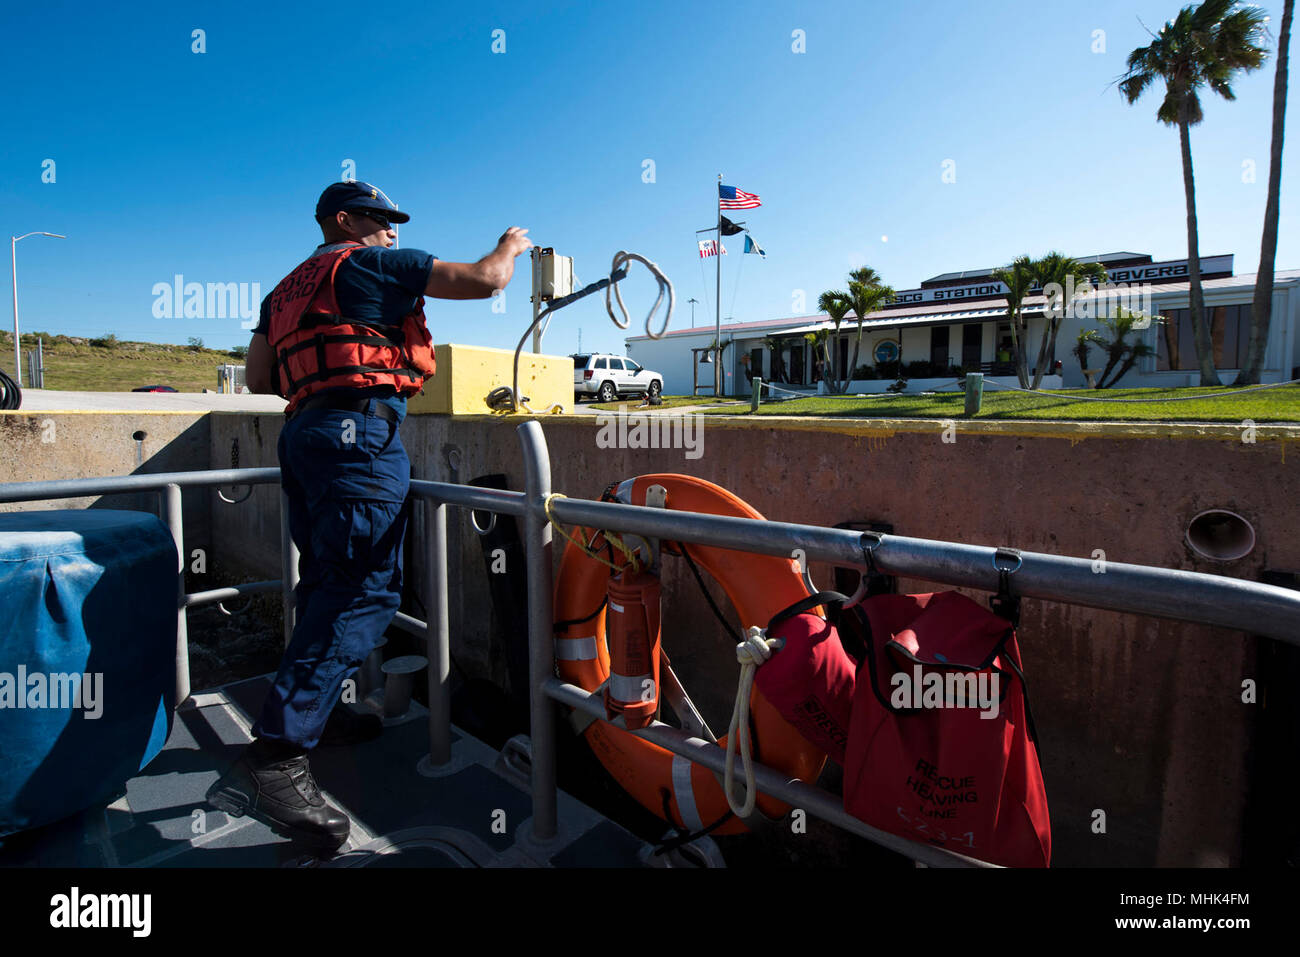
572, 354, 664, 403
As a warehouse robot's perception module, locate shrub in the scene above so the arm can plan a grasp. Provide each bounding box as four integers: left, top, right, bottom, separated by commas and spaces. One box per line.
904, 360, 933, 378
90, 333, 119, 349
187, 336, 205, 351
229, 345, 248, 359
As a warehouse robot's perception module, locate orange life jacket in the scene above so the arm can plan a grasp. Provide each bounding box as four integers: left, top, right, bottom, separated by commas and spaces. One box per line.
266, 243, 436, 412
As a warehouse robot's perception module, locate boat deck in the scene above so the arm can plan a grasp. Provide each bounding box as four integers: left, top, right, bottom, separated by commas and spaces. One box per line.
0, 674, 654, 868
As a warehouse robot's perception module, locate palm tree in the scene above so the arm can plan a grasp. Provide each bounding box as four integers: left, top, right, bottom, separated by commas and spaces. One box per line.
816, 290, 851, 392
803, 329, 833, 391
1119, 0, 1269, 386
1238, 0, 1293, 384
840, 267, 895, 393
1091, 308, 1159, 389
1032, 252, 1109, 389
991, 255, 1036, 388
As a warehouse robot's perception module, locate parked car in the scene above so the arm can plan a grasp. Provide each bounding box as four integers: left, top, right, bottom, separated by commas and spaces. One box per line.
132, 385, 178, 393
572, 354, 663, 403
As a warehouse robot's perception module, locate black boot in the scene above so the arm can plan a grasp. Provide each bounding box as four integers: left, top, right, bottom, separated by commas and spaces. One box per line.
206, 739, 350, 851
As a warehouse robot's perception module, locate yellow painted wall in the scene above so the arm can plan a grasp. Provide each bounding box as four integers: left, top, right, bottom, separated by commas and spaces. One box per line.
406, 343, 572, 415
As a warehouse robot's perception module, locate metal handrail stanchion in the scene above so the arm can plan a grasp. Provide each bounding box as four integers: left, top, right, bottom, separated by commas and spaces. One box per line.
279, 489, 299, 648
517, 420, 558, 843
161, 483, 190, 707
425, 498, 452, 766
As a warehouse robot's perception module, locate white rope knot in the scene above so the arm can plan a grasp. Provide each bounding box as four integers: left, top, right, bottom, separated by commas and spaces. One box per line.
735, 628, 776, 666
724, 626, 783, 819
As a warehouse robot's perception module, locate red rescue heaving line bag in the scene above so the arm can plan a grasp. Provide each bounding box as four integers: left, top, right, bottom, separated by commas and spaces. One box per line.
757, 590, 1051, 868
604, 570, 663, 730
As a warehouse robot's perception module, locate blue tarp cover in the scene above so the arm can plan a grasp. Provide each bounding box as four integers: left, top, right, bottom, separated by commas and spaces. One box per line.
0, 509, 176, 836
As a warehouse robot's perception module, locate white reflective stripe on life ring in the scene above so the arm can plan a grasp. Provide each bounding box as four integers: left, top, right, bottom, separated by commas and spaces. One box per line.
608, 672, 654, 702
671, 754, 704, 831
555, 636, 598, 661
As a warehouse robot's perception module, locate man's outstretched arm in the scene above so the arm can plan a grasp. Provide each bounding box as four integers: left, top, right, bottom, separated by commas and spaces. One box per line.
425, 226, 533, 300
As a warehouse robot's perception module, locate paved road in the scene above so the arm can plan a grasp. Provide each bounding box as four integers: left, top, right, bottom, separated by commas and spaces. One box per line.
11, 389, 288, 413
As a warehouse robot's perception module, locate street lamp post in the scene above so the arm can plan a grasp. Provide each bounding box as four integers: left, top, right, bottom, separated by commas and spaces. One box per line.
11, 231, 66, 388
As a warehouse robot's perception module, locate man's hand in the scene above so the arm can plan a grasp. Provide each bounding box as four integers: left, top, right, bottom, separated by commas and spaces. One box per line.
496, 226, 533, 259
426, 226, 534, 300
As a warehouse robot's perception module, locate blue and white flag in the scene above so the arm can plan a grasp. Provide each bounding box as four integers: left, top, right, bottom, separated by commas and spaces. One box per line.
743, 234, 766, 257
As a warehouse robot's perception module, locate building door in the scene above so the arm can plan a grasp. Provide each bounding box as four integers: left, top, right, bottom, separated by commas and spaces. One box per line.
962, 324, 982, 368
789, 344, 805, 384
930, 326, 950, 371
750, 347, 763, 381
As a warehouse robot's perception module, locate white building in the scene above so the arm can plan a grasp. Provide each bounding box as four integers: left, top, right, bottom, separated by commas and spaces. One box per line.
626, 252, 1300, 395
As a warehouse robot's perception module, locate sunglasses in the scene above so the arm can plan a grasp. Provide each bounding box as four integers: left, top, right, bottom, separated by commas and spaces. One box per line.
349, 209, 392, 229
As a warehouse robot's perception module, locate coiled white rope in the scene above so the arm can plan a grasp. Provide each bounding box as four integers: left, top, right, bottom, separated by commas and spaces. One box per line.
724, 625, 783, 818
605, 250, 673, 340
506, 249, 674, 414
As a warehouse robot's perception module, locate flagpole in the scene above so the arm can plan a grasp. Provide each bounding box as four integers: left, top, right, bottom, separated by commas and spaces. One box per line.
715, 173, 722, 395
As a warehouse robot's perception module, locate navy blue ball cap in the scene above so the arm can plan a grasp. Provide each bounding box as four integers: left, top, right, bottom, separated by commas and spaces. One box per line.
315, 181, 410, 223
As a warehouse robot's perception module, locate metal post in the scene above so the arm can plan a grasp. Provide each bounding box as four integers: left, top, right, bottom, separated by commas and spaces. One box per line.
517, 420, 557, 841
530, 246, 542, 354
964, 372, 984, 416
10, 232, 66, 389
279, 489, 299, 647
161, 483, 190, 706
425, 498, 452, 765
751, 376, 762, 413
11, 237, 20, 388
715, 174, 722, 395
36, 336, 43, 388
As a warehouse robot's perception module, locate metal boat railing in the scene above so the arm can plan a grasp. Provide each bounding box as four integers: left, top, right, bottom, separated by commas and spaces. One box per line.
2, 419, 1298, 868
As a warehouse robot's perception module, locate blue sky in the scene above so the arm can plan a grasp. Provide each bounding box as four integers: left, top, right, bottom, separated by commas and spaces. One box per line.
2, 0, 1295, 359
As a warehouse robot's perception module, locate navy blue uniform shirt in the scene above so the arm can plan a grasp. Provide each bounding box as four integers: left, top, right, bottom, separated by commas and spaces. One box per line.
257, 243, 436, 423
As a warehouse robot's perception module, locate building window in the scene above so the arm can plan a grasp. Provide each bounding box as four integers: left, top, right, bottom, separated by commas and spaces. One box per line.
1157, 304, 1252, 371
838, 337, 848, 379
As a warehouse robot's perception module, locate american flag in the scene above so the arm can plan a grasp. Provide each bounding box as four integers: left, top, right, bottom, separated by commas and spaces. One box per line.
719, 185, 761, 209
698, 239, 727, 258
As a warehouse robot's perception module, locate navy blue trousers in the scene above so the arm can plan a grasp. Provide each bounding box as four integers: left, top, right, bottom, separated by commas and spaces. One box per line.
254, 399, 409, 749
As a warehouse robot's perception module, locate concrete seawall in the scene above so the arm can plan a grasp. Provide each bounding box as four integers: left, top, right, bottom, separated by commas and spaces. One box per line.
4, 405, 1298, 866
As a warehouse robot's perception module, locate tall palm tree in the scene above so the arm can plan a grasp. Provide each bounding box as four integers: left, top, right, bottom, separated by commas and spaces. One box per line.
1238, 0, 1293, 384
841, 267, 895, 393
991, 255, 1036, 388
817, 290, 851, 392
1119, 0, 1269, 386
1031, 252, 1109, 389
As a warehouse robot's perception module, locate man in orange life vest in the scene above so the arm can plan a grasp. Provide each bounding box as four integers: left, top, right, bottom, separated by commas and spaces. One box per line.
206, 181, 531, 849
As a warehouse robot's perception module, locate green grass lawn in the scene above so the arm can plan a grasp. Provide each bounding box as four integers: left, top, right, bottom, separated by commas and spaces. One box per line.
704, 384, 1300, 423
585, 394, 742, 411
5, 332, 244, 392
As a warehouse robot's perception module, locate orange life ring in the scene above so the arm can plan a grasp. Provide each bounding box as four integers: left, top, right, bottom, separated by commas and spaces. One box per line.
553, 473, 827, 835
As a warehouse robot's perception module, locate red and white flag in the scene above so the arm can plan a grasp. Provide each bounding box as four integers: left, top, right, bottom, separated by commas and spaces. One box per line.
698, 239, 728, 258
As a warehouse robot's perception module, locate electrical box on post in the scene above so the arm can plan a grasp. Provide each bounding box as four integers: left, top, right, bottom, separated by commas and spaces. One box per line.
538, 247, 574, 300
